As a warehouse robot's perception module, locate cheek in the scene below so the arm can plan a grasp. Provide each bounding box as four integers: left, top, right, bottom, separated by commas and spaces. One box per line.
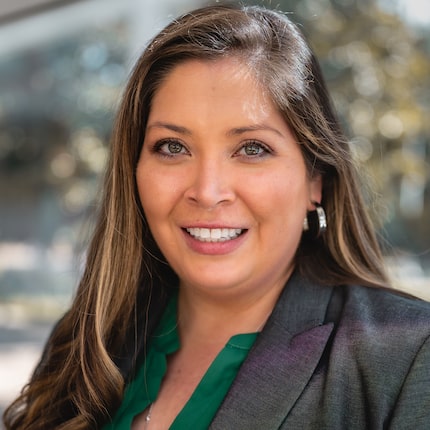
255, 167, 308, 205
136, 163, 181, 223
249, 168, 309, 229
136, 165, 160, 218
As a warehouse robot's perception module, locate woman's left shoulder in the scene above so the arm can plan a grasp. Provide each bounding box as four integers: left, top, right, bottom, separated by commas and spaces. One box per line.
326, 283, 430, 388
340, 283, 430, 339
347, 283, 430, 315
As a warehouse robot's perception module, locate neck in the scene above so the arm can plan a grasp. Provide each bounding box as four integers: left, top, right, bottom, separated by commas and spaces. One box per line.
177, 277, 287, 347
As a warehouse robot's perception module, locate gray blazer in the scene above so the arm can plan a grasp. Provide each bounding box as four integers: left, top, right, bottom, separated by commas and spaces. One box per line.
210, 272, 430, 429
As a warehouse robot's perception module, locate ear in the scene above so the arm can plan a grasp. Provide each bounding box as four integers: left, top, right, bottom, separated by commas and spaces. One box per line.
307, 174, 323, 210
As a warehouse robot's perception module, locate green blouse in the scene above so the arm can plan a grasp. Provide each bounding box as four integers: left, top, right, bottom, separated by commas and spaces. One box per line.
103, 294, 258, 429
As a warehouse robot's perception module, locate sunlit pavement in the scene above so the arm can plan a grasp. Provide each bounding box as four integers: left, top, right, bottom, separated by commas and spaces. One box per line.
0, 324, 52, 421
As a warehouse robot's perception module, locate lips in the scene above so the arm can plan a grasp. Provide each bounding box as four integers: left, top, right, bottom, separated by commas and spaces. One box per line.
185, 227, 244, 242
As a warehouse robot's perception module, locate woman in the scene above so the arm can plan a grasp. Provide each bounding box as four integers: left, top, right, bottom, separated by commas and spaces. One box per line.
4, 3, 430, 429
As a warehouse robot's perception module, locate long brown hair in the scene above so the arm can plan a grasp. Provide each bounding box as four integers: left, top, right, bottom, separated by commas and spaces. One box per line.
3, 3, 389, 429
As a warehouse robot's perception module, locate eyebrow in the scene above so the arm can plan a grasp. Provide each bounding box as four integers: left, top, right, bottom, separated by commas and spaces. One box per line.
146, 122, 192, 135
146, 121, 284, 137
227, 124, 284, 137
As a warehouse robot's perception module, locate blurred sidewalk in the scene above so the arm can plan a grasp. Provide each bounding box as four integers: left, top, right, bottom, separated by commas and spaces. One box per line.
0, 320, 52, 423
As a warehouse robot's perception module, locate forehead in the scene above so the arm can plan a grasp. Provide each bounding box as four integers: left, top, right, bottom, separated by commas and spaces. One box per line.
156, 57, 261, 93
149, 58, 277, 123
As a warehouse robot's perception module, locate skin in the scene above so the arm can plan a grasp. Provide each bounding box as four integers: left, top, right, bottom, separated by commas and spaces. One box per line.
133, 58, 322, 429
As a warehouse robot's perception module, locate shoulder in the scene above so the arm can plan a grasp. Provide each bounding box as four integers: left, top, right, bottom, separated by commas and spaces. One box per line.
321, 284, 430, 424
339, 283, 430, 327
330, 283, 430, 366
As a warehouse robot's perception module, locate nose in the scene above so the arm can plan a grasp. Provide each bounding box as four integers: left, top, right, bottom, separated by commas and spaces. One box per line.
184, 158, 235, 209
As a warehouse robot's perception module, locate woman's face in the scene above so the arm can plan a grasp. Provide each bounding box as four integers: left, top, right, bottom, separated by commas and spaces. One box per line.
137, 58, 321, 301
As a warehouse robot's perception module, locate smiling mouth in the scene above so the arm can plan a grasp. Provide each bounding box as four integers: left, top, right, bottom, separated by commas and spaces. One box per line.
185, 227, 245, 242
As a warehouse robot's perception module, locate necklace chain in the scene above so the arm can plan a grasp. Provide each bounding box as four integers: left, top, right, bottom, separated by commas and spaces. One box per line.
142, 309, 271, 429
144, 403, 153, 429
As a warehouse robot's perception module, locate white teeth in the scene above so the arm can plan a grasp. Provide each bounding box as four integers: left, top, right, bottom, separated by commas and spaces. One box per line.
186, 227, 243, 242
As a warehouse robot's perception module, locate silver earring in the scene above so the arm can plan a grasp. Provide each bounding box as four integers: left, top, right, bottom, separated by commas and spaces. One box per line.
303, 202, 327, 238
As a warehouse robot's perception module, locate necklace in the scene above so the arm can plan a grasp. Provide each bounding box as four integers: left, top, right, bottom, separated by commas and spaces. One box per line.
144, 403, 153, 429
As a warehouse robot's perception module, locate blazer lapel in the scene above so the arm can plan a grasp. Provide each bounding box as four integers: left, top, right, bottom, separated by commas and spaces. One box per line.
210, 272, 335, 430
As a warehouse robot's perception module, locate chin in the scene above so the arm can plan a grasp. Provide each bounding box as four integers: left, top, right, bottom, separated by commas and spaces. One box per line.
180, 273, 250, 294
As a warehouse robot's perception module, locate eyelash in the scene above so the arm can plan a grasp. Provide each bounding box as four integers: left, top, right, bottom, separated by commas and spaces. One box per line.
235, 140, 272, 158
151, 139, 189, 158
150, 139, 272, 159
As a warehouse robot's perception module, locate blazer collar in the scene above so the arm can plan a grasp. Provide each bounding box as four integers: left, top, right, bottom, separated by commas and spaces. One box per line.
210, 271, 335, 429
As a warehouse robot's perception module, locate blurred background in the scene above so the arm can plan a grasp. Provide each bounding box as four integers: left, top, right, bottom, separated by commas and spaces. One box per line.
0, 0, 429, 418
